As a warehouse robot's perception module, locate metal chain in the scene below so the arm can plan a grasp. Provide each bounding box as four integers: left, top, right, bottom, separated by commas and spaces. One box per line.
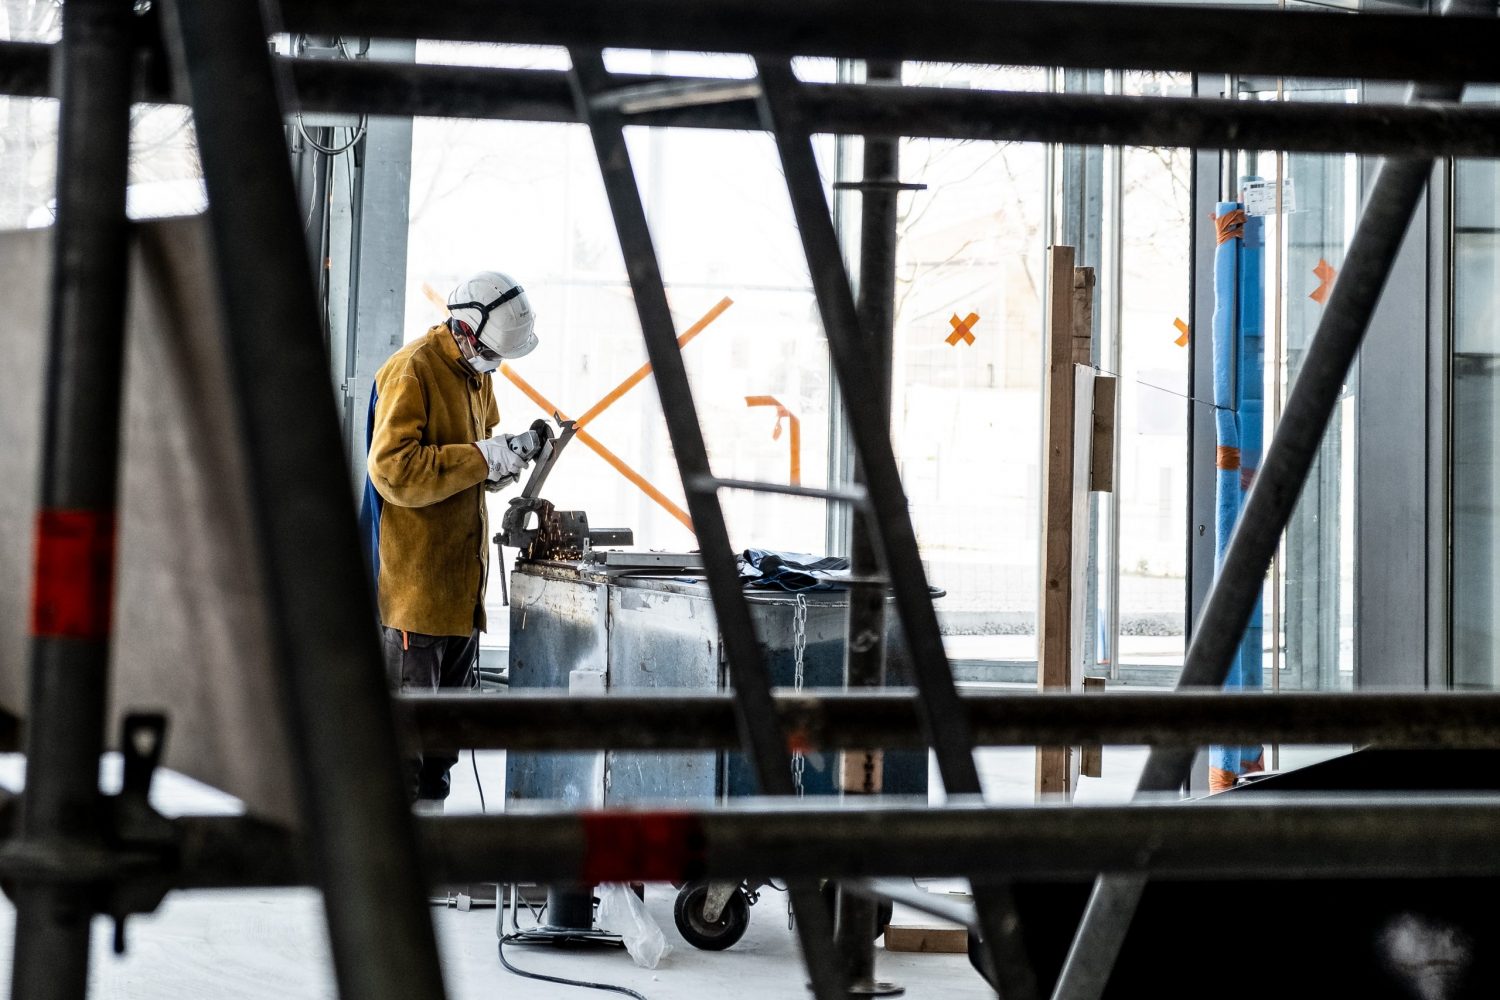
791, 593, 807, 797
788, 593, 809, 930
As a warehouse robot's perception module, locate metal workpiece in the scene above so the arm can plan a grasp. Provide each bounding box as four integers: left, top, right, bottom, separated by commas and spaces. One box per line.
755, 57, 1038, 1000
11, 0, 134, 995
567, 48, 847, 997
400, 689, 1500, 753
157, 0, 446, 999
277, 0, 1500, 84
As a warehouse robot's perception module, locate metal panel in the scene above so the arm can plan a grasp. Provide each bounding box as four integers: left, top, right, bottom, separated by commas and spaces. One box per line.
504, 566, 608, 806
1356, 80, 1435, 690
606, 578, 720, 803
0, 219, 297, 824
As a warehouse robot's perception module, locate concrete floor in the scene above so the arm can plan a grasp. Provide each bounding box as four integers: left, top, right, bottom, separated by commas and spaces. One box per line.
0, 695, 1344, 999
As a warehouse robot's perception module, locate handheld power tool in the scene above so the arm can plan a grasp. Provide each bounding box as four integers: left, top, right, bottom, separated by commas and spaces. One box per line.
487, 418, 555, 491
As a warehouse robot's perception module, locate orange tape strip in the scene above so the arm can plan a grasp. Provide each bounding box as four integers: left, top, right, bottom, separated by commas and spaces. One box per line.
499, 364, 695, 532
574, 297, 733, 432
744, 395, 801, 486
1214, 209, 1246, 246
1216, 446, 1241, 471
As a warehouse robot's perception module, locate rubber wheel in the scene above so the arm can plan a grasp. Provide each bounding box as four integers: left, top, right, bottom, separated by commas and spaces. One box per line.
821, 881, 894, 940
674, 880, 750, 951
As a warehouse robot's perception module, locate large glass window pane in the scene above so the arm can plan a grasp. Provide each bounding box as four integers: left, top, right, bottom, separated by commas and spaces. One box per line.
1114, 71, 1193, 678
409, 43, 832, 650
889, 63, 1049, 669
1452, 87, 1500, 688
1234, 81, 1359, 699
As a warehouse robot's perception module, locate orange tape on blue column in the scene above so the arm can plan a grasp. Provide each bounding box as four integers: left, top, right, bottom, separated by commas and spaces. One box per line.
30, 509, 116, 641
581, 811, 707, 884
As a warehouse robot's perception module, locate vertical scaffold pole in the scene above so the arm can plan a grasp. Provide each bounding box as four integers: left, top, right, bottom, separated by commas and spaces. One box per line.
11, 1, 133, 997
159, 1, 449, 998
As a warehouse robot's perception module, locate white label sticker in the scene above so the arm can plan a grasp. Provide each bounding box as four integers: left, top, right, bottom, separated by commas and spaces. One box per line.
1243, 178, 1297, 217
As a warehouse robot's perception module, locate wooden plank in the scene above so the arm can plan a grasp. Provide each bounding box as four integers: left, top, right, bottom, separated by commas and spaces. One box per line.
1090, 374, 1117, 493
1068, 363, 1095, 793
1037, 245, 1076, 800
1080, 675, 1106, 778
839, 749, 884, 794
884, 923, 970, 954
1071, 267, 1095, 366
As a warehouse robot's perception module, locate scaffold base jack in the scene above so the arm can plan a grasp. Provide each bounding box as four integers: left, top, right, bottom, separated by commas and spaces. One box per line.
502, 885, 624, 949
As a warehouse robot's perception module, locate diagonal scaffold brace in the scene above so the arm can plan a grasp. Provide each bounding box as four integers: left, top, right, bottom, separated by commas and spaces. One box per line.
753, 57, 1040, 1000
565, 47, 850, 1000
156, 0, 449, 998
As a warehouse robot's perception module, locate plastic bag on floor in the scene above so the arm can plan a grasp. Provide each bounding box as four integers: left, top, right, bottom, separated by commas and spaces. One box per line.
596, 883, 672, 969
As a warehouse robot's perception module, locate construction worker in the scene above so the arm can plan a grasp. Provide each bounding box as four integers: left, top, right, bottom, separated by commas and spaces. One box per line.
361, 271, 539, 810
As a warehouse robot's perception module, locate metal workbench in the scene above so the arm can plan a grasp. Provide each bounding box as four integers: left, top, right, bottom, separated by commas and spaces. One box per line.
505, 559, 928, 806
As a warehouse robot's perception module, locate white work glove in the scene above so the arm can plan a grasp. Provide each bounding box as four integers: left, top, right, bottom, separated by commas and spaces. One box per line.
474, 435, 527, 483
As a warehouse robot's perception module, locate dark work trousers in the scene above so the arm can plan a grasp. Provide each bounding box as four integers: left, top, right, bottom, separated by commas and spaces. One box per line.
382, 626, 479, 802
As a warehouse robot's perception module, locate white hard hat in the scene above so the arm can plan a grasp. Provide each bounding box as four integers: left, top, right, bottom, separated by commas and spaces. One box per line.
447, 271, 537, 360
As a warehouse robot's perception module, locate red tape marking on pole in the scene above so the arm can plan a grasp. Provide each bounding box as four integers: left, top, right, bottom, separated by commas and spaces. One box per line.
581, 811, 707, 884
30, 509, 116, 641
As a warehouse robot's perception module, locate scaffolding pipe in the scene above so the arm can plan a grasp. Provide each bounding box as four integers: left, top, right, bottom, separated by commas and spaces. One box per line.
11, 42, 1500, 157
157, 1, 448, 999
9, 797, 1500, 896
9, 0, 133, 996
276, 0, 1500, 85
87, 798, 1500, 890
399, 690, 1500, 752
836, 57, 904, 997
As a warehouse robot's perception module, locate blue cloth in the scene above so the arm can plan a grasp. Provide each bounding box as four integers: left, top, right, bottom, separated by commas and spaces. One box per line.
357, 383, 382, 598
739, 549, 851, 592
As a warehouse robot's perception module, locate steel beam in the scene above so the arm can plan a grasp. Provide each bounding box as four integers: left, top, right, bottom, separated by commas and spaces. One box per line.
11, 42, 1500, 157
9, 1, 133, 997
156, 2, 447, 1000
400, 690, 1500, 752
276, 0, 1500, 84
566, 48, 847, 999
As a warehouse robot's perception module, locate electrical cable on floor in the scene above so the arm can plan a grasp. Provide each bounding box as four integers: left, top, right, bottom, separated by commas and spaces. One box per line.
497, 935, 649, 1000
470, 748, 486, 813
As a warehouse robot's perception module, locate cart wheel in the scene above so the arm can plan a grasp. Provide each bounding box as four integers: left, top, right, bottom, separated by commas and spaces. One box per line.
674, 880, 750, 951
821, 881, 894, 940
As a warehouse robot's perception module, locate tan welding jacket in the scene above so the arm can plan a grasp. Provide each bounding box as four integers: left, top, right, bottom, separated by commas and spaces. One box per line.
368, 325, 499, 636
